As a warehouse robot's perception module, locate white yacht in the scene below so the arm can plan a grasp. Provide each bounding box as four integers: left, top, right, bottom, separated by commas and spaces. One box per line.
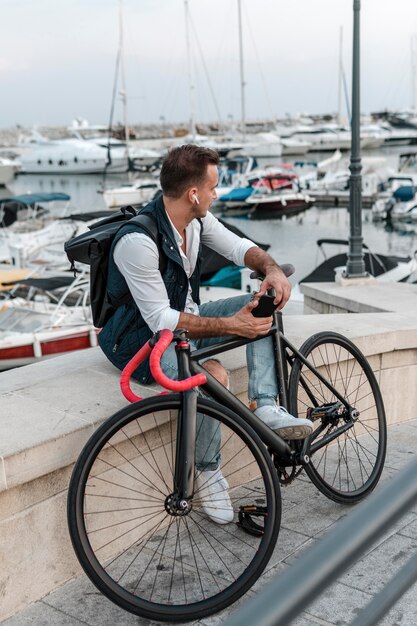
19, 132, 128, 174
227, 132, 283, 158
102, 178, 160, 209
290, 125, 352, 152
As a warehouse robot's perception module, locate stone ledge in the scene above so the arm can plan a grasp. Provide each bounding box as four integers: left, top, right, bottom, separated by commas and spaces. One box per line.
1, 312, 417, 495
301, 281, 417, 315
0, 344, 248, 495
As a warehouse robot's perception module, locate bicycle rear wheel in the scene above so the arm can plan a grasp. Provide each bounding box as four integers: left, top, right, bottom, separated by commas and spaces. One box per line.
288, 332, 387, 504
68, 395, 280, 622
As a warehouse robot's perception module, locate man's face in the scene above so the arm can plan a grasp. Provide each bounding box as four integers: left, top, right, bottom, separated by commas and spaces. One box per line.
193, 164, 218, 216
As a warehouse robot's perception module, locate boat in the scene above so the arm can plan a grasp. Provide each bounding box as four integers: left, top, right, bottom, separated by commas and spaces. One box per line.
281, 137, 312, 155
0, 192, 71, 228
0, 273, 98, 370
246, 189, 314, 216
217, 186, 255, 215
102, 178, 160, 209
18, 131, 128, 174
0, 157, 20, 186
370, 151, 417, 222
390, 198, 417, 221
227, 132, 283, 159
290, 125, 353, 152
211, 155, 258, 211
300, 239, 417, 284
218, 162, 293, 202
245, 172, 314, 216
0, 210, 110, 270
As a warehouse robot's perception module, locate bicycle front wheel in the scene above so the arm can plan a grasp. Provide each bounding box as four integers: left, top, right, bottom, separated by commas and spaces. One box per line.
288, 332, 387, 504
68, 395, 281, 622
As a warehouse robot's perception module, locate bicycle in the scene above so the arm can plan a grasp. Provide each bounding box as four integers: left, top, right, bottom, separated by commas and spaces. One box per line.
67, 272, 387, 623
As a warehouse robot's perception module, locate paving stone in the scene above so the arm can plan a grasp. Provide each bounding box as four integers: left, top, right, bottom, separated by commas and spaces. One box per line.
198, 590, 254, 626
384, 424, 417, 472
377, 581, 417, 625
280, 473, 321, 508
42, 576, 197, 626
306, 581, 374, 625
251, 560, 287, 592
1, 601, 89, 625
293, 616, 335, 626
398, 517, 417, 540
280, 492, 347, 537
263, 526, 312, 571
339, 533, 417, 595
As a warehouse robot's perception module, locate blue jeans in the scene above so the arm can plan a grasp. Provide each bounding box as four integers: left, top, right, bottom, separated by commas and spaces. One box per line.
160, 294, 278, 470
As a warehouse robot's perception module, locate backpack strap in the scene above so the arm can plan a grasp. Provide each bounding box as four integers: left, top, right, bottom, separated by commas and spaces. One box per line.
122, 213, 167, 276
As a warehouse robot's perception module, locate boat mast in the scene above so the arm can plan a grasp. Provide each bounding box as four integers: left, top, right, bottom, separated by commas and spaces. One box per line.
118, 0, 129, 150
411, 34, 417, 112
184, 0, 196, 141
237, 0, 246, 140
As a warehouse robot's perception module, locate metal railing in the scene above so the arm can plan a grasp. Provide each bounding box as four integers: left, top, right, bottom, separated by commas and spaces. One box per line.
224, 456, 417, 626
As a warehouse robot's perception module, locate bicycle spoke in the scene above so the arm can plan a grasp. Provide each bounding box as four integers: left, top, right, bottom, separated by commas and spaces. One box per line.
70, 397, 280, 616
289, 334, 386, 502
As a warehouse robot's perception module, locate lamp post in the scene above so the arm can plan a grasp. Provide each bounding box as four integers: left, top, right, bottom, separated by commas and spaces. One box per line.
345, 0, 366, 278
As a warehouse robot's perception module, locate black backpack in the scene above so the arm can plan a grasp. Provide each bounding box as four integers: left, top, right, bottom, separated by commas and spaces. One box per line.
65, 205, 165, 328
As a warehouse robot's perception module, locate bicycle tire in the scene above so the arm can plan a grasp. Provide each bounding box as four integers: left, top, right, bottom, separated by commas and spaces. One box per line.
68, 394, 281, 622
288, 331, 387, 504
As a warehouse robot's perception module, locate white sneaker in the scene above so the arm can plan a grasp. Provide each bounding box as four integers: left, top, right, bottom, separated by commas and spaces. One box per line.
255, 405, 313, 440
194, 468, 234, 524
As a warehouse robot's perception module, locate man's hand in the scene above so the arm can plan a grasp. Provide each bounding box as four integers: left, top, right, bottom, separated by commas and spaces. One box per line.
177, 298, 273, 339
256, 267, 291, 310
227, 299, 274, 339
244, 247, 292, 310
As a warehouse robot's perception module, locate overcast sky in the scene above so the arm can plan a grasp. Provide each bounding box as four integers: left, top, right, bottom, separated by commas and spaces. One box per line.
2, 0, 417, 129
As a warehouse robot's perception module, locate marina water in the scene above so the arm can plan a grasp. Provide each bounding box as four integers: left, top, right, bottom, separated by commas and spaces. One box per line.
2, 146, 416, 285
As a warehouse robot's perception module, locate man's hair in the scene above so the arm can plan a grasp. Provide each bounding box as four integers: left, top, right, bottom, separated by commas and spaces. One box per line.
160, 144, 219, 198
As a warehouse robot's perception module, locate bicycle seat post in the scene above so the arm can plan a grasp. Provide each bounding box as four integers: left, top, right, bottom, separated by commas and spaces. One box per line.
272, 309, 289, 409
173, 333, 197, 504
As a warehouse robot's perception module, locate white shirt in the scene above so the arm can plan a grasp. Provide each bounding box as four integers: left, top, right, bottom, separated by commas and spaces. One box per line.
114, 210, 255, 333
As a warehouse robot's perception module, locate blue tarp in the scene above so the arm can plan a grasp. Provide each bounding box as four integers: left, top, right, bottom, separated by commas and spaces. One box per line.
201, 265, 243, 289
393, 186, 417, 202
218, 187, 253, 202
0, 192, 70, 205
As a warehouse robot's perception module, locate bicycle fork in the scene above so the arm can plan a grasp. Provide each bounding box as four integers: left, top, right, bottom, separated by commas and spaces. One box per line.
169, 339, 197, 515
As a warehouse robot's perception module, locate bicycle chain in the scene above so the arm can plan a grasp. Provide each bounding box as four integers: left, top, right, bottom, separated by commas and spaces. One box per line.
272, 452, 304, 485
278, 464, 304, 485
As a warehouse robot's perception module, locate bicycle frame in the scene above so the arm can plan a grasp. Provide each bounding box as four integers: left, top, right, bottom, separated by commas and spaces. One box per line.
172, 310, 359, 504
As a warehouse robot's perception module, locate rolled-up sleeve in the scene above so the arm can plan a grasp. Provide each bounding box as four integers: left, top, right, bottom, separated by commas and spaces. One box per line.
113, 232, 180, 333
201, 212, 256, 266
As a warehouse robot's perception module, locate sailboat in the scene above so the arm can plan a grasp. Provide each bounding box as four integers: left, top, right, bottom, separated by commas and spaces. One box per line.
101, 0, 163, 204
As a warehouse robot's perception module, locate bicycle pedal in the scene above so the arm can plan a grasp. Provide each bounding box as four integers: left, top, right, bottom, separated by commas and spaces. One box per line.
307, 401, 343, 421
236, 505, 267, 537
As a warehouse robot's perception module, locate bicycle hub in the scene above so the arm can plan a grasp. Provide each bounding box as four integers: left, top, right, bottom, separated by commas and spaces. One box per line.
164, 493, 192, 516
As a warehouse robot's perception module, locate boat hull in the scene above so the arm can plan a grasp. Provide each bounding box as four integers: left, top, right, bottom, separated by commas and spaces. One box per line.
247, 193, 314, 216
103, 185, 159, 209
0, 329, 99, 371
0, 164, 16, 186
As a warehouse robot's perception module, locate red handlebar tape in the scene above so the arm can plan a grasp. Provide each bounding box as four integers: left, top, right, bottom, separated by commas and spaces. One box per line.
120, 329, 207, 403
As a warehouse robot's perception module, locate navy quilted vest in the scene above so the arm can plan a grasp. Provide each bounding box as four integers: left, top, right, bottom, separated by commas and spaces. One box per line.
98, 195, 202, 383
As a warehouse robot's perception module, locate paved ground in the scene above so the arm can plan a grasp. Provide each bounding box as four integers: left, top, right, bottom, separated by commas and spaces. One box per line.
3, 419, 417, 626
